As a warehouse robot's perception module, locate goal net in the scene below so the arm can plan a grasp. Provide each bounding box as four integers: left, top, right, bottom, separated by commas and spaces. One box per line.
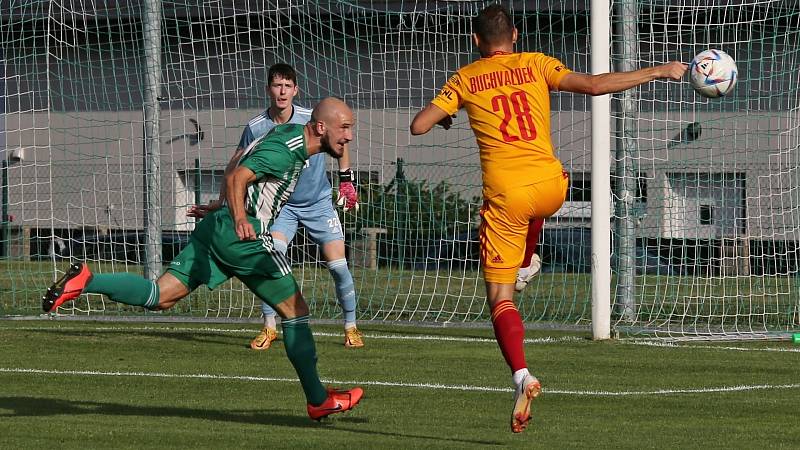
609, 2, 800, 338
1, 1, 798, 339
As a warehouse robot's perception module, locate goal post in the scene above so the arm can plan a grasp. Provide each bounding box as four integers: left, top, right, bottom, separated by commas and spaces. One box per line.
1, 1, 799, 340
591, 0, 612, 340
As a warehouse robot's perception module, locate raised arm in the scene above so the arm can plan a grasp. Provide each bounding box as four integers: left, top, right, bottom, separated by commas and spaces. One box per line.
226, 165, 257, 240
558, 61, 687, 96
337, 143, 351, 171
335, 144, 359, 212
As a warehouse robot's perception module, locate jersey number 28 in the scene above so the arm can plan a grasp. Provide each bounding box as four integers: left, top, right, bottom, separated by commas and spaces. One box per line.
491, 92, 537, 142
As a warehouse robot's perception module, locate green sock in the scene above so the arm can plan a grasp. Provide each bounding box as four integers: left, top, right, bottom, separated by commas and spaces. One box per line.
85, 273, 160, 309
281, 315, 328, 405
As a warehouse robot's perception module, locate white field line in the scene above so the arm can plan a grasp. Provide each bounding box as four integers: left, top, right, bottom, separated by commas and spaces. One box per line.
622, 340, 800, 353
2, 367, 799, 396
2, 325, 584, 345
5, 325, 800, 352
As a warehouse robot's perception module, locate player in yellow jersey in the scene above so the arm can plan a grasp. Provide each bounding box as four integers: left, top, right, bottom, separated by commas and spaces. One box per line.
411, 4, 687, 433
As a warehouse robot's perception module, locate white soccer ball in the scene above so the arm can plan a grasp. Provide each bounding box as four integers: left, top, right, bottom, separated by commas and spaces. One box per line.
689, 49, 738, 98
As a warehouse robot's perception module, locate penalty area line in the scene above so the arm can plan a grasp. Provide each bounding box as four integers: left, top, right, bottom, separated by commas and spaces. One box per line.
2, 367, 799, 396
2, 324, 583, 345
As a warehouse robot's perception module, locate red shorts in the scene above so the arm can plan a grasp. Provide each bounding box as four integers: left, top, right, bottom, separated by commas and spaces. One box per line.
480, 172, 569, 283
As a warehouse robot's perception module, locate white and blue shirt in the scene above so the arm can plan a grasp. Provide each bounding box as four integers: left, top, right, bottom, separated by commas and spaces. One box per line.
237, 105, 331, 207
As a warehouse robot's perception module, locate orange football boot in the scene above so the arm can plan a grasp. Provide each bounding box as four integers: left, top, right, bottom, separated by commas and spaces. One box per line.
511, 374, 542, 433
344, 326, 365, 348
307, 387, 364, 421
42, 262, 93, 312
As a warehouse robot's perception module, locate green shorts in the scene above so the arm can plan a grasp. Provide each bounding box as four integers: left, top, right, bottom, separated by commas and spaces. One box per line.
167, 209, 299, 307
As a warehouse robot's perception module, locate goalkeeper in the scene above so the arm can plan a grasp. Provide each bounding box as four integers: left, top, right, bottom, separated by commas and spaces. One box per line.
411, 4, 686, 433
42, 97, 364, 420
190, 64, 364, 350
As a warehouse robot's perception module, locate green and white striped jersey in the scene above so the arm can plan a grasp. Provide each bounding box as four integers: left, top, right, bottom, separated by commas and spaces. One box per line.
237, 123, 308, 232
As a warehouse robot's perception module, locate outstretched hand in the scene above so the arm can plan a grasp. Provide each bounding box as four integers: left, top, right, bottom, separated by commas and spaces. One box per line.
187, 200, 222, 219
336, 181, 359, 212
661, 61, 688, 80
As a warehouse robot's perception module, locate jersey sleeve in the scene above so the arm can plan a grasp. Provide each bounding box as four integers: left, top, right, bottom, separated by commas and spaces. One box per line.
239, 140, 292, 180
237, 125, 255, 150
429, 72, 465, 115
534, 54, 572, 91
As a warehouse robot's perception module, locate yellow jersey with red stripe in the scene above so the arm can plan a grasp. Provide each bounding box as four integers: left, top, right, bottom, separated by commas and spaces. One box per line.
431, 52, 571, 198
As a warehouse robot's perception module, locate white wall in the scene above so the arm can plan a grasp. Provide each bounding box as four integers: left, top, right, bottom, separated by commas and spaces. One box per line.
4, 109, 799, 243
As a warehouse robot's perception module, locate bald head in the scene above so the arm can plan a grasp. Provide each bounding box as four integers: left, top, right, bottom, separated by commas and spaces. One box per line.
311, 97, 353, 124
308, 97, 354, 158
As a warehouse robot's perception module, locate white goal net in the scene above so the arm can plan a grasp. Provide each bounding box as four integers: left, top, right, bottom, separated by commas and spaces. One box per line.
1, 0, 799, 339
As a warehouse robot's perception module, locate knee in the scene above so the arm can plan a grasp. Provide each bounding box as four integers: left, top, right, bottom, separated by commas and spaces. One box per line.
327, 258, 351, 278
153, 297, 177, 311
154, 273, 190, 310
275, 292, 310, 319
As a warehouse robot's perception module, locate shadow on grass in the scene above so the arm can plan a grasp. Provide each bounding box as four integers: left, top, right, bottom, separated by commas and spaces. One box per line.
0, 396, 504, 445
13, 327, 243, 348
0, 396, 353, 428
331, 424, 505, 446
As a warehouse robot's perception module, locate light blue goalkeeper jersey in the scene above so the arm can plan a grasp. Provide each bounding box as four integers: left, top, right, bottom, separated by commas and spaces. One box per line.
238, 105, 331, 207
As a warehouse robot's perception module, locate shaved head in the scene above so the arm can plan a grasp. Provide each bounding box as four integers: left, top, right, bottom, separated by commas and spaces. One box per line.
308, 97, 354, 158
311, 97, 353, 124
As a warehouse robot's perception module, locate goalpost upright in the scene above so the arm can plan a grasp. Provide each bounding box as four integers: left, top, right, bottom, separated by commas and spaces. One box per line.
591, 0, 612, 340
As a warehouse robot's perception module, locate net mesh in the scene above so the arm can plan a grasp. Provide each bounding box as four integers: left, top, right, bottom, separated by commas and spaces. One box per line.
1, 0, 798, 338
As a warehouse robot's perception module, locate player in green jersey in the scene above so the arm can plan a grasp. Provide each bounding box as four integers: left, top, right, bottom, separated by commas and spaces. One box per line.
41, 97, 363, 420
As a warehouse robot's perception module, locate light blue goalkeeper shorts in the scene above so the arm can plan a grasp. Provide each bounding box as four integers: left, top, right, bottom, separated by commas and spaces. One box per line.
270, 197, 344, 246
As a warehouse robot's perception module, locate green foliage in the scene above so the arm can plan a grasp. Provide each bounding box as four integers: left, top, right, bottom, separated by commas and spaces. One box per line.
355, 178, 480, 242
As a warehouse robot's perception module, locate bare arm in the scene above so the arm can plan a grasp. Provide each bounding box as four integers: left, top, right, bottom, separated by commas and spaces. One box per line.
218, 147, 246, 202
558, 61, 687, 96
226, 165, 257, 240
337, 143, 351, 171
410, 103, 453, 135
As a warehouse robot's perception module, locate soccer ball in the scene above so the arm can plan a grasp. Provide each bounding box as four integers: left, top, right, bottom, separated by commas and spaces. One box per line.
689, 49, 738, 98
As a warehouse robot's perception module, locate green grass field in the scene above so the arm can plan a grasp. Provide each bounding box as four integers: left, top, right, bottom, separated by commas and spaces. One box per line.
1, 320, 799, 449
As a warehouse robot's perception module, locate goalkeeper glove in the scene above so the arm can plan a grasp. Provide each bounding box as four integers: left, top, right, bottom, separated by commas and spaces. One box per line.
336, 168, 359, 212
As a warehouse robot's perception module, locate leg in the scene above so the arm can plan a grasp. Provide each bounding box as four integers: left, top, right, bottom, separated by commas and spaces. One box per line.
304, 200, 363, 347
516, 218, 544, 292
262, 230, 292, 326
480, 189, 541, 434
521, 218, 544, 268
240, 276, 324, 404
151, 272, 193, 310
42, 262, 191, 312
320, 239, 363, 348
249, 205, 299, 350
240, 273, 362, 419
208, 208, 363, 418
480, 193, 532, 377
248, 232, 289, 351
